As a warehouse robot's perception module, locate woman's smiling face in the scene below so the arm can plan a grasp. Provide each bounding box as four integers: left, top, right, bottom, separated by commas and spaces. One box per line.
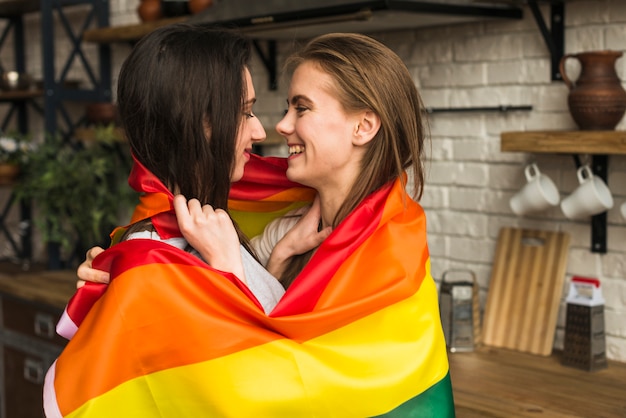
275, 61, 364, 194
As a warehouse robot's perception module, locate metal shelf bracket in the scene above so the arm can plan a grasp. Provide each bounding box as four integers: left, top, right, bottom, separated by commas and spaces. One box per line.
252, 40, 277, 91
571, 154, 609, 254
528, 0, 565, 81
590, 154, 609, 253
41, 0, 112, 136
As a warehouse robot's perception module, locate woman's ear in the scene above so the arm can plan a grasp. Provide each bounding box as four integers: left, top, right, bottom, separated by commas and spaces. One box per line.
352, 110, 381, 146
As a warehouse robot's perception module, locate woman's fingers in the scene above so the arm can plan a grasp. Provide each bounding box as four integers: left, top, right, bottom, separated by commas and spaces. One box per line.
76, 246, 110, 288
86, 246, 105, 262
172, 195, 245, 283
173, 194, 191, 226
174, 194, 220, 230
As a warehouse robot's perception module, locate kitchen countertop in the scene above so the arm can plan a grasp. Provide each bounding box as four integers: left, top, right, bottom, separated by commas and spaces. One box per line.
0, 266, 77, 309
450, 346, 626, 417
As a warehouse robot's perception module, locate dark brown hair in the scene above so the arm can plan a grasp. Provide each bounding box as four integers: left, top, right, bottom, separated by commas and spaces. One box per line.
117, 24, 254, 250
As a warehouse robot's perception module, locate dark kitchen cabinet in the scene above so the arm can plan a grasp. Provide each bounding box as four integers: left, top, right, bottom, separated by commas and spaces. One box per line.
0, 269, 76, 418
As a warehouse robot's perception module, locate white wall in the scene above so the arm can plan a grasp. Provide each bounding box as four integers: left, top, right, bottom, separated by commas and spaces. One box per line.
3, 0, 625, 362
393, 0, 626, 362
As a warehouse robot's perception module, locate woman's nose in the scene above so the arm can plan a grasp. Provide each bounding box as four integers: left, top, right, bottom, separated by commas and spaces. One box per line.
252, 118, 266, 143
275, 111, 293, 137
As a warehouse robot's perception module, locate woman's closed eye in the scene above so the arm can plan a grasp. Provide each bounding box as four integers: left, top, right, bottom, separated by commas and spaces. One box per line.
295, 106, 308, 113
285, 105, 308, 115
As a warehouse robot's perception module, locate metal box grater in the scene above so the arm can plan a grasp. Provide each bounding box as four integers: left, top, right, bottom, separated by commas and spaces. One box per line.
439, 270, 481, 353
561, 276, 607, 372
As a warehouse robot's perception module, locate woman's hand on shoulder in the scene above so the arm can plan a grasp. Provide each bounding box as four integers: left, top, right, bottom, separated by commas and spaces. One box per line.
266, 196, 331, 277
76, 246, 110, 289
282, 196, 332, 256
174, 195, 246, 283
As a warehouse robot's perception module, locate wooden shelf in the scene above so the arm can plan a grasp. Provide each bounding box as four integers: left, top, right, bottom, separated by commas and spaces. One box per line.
0, 89, 43, 101
501, 130, 623, 254
501, 130, 626, 155
82, 16, 188, 44
0, 0, 39, 17
0, 0, 82, 18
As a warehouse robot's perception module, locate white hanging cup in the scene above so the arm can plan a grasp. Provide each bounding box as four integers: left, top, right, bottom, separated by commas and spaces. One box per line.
561, 165, 613, 220
510, 163, 560, 216
621, 201, 626, 219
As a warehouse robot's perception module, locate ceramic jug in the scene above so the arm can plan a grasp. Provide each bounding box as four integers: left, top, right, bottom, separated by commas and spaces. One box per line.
559, 50, 626, 130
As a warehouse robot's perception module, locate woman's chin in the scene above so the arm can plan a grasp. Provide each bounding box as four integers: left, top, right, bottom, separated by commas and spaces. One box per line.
285, 167, 301, 183
230, 169, 244, 183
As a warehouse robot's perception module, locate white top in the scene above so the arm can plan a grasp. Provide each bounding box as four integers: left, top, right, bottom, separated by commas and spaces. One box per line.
250, 205, 308, 266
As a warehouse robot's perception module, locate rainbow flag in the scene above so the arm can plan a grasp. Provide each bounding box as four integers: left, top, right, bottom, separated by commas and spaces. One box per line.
44, 155, 454, 417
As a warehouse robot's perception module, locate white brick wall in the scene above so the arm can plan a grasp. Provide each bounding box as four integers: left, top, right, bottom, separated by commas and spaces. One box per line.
367, 0, 626, 362
395, 0, 626, 362
2, 0, 625, 362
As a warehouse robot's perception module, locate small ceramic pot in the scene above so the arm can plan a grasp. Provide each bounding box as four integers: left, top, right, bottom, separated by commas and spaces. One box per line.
85, 102, 119, 126
189, 0, 213, 14
137, 0, 163, 22
0, 163, 20, 185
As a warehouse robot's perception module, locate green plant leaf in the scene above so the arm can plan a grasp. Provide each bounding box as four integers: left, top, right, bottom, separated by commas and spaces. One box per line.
15, 127, 137, 255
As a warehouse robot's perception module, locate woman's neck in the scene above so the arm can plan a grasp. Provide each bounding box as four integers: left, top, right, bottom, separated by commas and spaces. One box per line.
317, 191, 343, 229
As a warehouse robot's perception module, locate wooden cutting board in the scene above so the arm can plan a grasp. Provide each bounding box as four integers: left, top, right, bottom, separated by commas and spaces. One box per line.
482, 227, 570, 356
